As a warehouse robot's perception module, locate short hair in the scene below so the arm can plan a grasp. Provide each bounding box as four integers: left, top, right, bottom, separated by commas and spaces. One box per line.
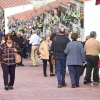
90, 31, 96, 38
86, 35, 90, 41
59, 26, 65, 34
5, 33, 13, 42
71, 33, 78, 40
45, 34, 50, 39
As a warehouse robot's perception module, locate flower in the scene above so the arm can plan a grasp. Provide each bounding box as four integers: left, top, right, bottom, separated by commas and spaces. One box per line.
78, 12, 84, 21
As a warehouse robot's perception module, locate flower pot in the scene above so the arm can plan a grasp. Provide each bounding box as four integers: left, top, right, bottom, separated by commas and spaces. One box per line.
80, 20, 84, 28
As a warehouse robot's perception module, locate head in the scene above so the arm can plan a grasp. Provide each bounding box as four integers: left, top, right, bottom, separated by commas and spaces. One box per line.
59, 26, 65, 34
5, 33, 13, 44
86, 35, 90, 41
45, 34, 50, 42
55, 28, 60, 35
32, 30, 35, 34
17, 31, 21, 37
71, 33, 78, 40
90, 31, 97, 39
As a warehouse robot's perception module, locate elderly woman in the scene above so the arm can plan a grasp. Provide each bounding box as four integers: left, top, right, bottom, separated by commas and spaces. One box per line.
64, 33, 86, 88
39, 34, 55, 77
0, 33, 20, 90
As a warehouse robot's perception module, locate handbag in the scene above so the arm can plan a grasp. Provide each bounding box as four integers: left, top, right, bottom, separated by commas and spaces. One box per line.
51, 37, 56, 65
14, 42, 21, 63
14, 53, 21, 63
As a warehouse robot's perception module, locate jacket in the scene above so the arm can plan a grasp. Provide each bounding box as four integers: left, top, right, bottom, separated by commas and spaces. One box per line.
64, 41, 85, 65
51, 34, 70, 57
84, 38, 100, 56
39, 41, 52, 60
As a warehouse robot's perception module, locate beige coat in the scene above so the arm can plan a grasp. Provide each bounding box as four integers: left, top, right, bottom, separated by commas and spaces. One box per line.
39, 41, 52, 60
84, 38, 100, 56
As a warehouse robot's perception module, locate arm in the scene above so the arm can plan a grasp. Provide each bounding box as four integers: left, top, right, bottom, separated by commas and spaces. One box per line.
64, 43, 69, 55
39, 42, 45, 56
51, 39, 54, 51
80, 44, 86, 63
98, 41, 100, 53
0, 46, 3, 61
29, 36, 33, 44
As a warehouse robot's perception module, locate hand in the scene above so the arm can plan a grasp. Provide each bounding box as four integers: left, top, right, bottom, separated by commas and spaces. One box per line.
83, 63, 86, 66
13, 48, 18, 52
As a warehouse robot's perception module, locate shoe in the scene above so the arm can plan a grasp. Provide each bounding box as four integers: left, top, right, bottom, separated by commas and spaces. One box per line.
30, 65, 36, 67
44, 74, 47, 77
50, 73, 55, 77
57, 84, 62, 88
93, 81, 100, 84
20, 64, 25, 66
62, 83, 67, 87
84, 80, 92, 84
9, 86, 13, 90
4, 86, 9, 90
76, 85, 80, 87
72, 85, 76, 88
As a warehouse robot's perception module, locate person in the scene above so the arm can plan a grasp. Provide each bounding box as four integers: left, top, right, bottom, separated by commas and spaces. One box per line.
0, 33, 20, 90
84, 31, 100, 84
12, 31, 16, 38
51, 27, 70, 88
80, 35, 90, 76
14, 31, 24, 66
64, 33, 86, 88
1, 36, 5, 44
50, 29, 60, 42
39, 34, 55, 77
0, 29, 3, 44
29, 30, 40, 67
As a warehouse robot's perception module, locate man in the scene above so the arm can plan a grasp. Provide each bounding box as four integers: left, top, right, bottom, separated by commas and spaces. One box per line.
84, 31, 100, 84
50, 29, 60, 42
14, 31, 24, 66
51, 27, 70, 88
29, 30, 40, 67
0, 29, 3, 44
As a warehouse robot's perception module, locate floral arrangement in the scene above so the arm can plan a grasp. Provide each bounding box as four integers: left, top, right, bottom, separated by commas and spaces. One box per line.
96, 0, 100, 5
78, 12, 84, 21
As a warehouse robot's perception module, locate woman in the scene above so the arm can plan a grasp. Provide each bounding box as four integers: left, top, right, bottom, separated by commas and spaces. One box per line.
0, 33, 20, 90
39, 34, 55, 77
64, 33, 86, 88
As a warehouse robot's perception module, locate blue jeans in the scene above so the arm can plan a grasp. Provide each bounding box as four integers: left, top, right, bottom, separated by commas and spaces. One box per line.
68, 65, 81, 86
55, 56, 66, 85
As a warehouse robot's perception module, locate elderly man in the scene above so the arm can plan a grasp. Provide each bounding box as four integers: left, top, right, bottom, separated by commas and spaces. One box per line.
14, 31, 24, 66
29, 30, 40, 67
51, 27, 70, 88
84, 31, 100, 84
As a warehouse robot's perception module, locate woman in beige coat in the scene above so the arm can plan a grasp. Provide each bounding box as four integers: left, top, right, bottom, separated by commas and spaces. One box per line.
39, 34, 55, 77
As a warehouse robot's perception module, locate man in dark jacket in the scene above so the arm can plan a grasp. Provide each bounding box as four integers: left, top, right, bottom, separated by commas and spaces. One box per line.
51, 27, 70, 88
14, 31, 24, 66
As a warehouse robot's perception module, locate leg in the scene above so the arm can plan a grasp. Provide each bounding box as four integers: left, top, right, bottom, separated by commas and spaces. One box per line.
9, 65, 16, 86
61, 57, 66, 85
48, 56, 53, 74
34, 46, 38, 66
19, 49, 24, 65
1, 63, 9, 86
55, 56, 62, 84
31, 46, 36, 66
92, 56, 99, 82
43, 59, 47, 76
68, 65, 76, 86
75, 66, 81, 86
84, 56, 92, 82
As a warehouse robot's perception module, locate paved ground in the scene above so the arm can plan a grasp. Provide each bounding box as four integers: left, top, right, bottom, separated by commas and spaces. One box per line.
0, 59, 100, 100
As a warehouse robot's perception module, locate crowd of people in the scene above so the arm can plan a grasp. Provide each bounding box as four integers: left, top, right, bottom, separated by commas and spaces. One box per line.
0, 27, 100, 90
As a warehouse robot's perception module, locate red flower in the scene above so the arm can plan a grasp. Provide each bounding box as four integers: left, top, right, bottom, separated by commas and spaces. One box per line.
98, 60, 100, 68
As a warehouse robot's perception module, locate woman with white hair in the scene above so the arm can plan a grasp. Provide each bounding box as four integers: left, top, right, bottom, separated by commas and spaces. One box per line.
39, 34, 55, 77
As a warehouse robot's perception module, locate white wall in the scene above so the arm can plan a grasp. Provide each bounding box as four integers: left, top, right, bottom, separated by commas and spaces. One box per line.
84, 0, 100, 41
4, 4, 33, 34
31, 1, 43, 6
